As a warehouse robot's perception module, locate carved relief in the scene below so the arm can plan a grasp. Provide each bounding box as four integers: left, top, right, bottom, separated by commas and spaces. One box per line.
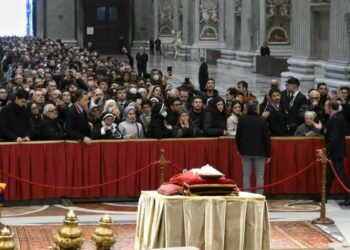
199, 0, 219, 40
266, 0, 290, 44
159, 0, 174, 36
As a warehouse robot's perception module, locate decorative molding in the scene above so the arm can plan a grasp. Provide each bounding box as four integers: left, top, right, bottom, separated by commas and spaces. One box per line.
158, 0, 174, 37
266, 0, 290, 45
199, 0, 219, 40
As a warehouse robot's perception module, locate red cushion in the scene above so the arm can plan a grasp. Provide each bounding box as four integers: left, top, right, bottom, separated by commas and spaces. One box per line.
157, 183, 182, 196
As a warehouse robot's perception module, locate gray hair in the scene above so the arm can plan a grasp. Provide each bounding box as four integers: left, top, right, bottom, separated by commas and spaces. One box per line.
43, 103, 56, 116
304, 111, 316, 119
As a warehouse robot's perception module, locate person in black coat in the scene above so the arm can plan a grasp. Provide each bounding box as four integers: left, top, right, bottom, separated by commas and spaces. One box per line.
40, 103, 65, 140
203, 96, 227, 137
236, 100, 271, 194
262, 88, 288, 136
0, 89, 31, 142
260, 43, 270, 56
198, 57, 208, 92
136, 47, 148, 77
280, 77, 307, 135
147, 102, 172, 139
155, 38, 162, 55
65, 90, 92, 144
149, 39, 154, 55
322, 100, 350, 205
165, 97, 181, 127
172, 109, 201, 138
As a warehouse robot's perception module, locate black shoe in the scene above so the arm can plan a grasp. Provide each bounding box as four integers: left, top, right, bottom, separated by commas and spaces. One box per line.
339, 199, 350, 206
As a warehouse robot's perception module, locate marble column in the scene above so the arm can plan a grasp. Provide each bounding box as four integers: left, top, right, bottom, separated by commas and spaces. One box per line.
35, 0, 78, 45
216, 0, 237, 67
218, 0, 260, 70
177, 0, 192, 60
315, 0, 350, 88
131, 0, 154, 51
281, 0, 316, 90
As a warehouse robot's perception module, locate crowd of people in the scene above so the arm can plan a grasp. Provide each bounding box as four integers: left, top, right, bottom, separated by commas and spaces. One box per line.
0, 37, 350, 145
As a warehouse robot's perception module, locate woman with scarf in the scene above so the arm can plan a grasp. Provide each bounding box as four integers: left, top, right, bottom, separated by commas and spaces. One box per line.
203, 96, 228, 137
118, 106, 144, 139
91, 111, 122, 139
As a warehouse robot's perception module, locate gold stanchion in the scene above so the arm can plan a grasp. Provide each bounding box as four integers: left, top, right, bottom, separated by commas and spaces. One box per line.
158, 149, 166, 185
312, 148, 334, 225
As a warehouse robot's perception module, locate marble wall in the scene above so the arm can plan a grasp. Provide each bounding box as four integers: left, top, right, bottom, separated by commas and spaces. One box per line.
35, 0, 78, 45
33, 0, 350, 88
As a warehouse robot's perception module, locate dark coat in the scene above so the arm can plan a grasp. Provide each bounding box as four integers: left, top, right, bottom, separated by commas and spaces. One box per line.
172, 121, 201, 138
65, 103, 91, 141
91, 122, 122, 140
147, 102, 172, 139
39, 117, 65, 140
280, 90, 307, 133
165, 109, 179, 127
265, 102, 288, 136
136, 53, 148, 69
198, 62, 208, 91
236, 112, 271, 157
325, 111, 347, 159
203, 109, 226, 137
189, 108, 204, 131
0, 102, 31, 141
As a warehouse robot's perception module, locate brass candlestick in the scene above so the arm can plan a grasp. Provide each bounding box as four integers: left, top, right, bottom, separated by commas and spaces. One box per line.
0, 227, 15, 250
91, 214, 116, 250
53, 210, 84, 250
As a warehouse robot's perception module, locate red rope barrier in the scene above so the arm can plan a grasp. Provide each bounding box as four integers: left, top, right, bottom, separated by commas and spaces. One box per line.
167, 161, 183, 172
328, 160, 350, 193
241, 160, 319, 191
0, 161, 158, 190
168, 160, 319, 191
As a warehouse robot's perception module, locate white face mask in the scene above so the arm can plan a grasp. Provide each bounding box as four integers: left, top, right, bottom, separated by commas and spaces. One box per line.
160, 110, 167, 118
153, 74, 160, 81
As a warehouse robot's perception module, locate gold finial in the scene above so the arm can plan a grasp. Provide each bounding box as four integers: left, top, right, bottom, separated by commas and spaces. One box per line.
0, 227, 16, 250
92, 215, 116, 250
53, 210, 84, 249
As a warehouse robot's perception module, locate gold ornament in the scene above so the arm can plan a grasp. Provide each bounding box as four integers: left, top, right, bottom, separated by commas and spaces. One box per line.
0, 227, 16, 250
53, 209, 84, 250
91, 214, 116, 250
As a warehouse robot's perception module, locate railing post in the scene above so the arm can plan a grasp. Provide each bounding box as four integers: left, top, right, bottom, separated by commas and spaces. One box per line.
158, 149, 166, 185
312, 148, 334, 225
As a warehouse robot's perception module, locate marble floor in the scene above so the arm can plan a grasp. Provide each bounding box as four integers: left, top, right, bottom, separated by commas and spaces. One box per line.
118, 54, 278, 102
1, 200, 350, 247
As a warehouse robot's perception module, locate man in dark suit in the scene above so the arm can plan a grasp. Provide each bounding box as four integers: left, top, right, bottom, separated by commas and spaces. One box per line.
262, 88, 288, 136
322, 100, 350, 205
280, 77, 307, 135
260, 43, 270, 56
136, 47, 148, 77
0, 89, 31, 142
236, 100, 271, 194
65, 90, 92, 144
198, 57, 208, 92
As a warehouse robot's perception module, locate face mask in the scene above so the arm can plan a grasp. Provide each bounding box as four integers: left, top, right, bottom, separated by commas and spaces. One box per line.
160, 110, 167, 118
153, 75, 160, 81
